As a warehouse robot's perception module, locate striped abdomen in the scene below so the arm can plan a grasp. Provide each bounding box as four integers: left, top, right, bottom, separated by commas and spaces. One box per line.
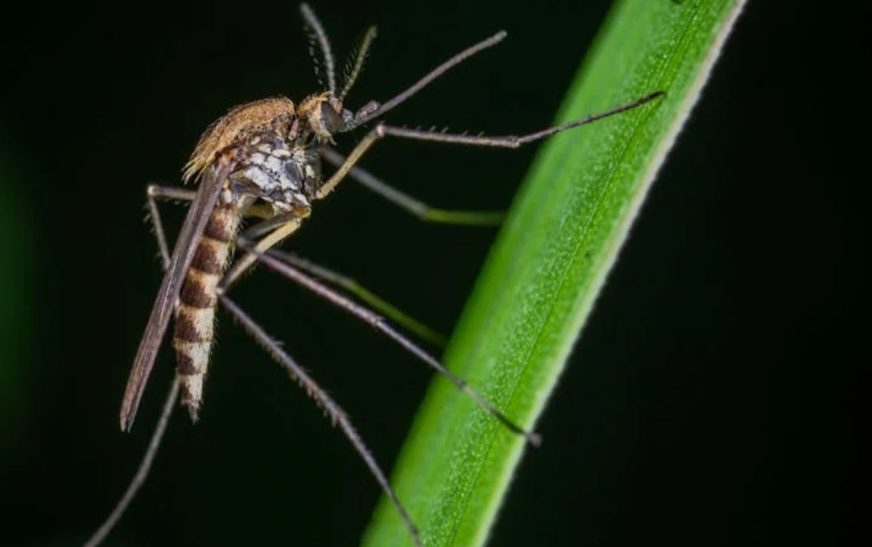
173, 202, 240, 421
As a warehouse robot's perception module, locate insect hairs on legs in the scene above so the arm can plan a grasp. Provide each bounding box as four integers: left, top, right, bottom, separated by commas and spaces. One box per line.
87, 3, 663, 546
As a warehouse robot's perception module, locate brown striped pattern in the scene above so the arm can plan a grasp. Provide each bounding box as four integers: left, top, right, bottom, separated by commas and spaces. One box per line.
172, 202, 240, 421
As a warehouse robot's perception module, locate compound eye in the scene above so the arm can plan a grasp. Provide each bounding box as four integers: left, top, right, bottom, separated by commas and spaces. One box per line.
319, 102, 344, 134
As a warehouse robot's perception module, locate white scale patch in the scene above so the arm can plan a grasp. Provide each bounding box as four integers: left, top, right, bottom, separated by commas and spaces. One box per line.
175, 340, 213, 372
179, 304, 216, 340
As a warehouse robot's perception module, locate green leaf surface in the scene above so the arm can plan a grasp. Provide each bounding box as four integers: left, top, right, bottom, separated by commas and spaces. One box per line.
362, 0, 746, 545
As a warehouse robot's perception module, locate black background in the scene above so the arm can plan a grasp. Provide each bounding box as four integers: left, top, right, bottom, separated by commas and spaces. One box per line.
0, 1, 864, 545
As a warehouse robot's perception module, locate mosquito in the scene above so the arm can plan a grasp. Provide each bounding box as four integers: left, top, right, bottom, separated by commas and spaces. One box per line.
85, 4, 662, 546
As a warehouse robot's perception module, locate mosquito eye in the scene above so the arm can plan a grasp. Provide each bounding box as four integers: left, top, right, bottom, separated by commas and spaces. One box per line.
319, 102, 343, 134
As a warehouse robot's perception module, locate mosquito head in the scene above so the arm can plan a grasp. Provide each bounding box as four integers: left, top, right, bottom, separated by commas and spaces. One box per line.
297, 92, 353, 144
299, 4, 376, 137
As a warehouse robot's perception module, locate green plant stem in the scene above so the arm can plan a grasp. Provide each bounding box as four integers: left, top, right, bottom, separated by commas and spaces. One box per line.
362, 1, 747, 545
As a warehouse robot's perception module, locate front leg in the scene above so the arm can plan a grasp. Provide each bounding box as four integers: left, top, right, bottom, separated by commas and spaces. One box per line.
314, 91, 661, 202
86, 183, 195, 547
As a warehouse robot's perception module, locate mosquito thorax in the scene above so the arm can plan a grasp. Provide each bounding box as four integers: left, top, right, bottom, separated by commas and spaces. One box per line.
184, 97, 297, 182
182, 95, 334, 212
229, 132, 322, 211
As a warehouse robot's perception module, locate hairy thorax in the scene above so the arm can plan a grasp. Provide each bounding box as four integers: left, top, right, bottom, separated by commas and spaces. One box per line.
183, 96, 326, 210
184, 97, 298, 181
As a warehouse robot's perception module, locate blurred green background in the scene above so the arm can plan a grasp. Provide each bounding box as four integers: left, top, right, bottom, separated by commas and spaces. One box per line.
0, 1, 862, 545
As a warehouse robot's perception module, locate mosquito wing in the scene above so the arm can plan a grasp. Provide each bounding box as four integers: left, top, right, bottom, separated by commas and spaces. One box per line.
119, 163, 231, 431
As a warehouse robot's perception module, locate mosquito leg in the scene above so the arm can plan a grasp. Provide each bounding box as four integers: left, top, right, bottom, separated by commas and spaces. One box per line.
145, 184, 196, 268
147, 185, 197, 201
268, 249, 446, 347
240, 203, 277, 220
84, 374, 181, 547
237, 211, 307, 241
319, 147, 503, 226
86, 193, 191, 546
316, 92, 661, 202
218, 294, 422, 547
241, 239, 542, 447
117, 202, 419, 544
376, 91, 664, 148
91, 177, 281, 545
314, 126, 384, 199
220, 210, 311, 292
225, 209, 448, 346
146, 187, 310, 293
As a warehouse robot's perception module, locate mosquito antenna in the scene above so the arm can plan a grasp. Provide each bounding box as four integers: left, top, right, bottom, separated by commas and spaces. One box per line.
300, 3, 337, 95
339, 26, 378, 101
346, 30, 507, 130
239, 240, 542, 446
219, 294, 423, 547
85, 377, 180, 547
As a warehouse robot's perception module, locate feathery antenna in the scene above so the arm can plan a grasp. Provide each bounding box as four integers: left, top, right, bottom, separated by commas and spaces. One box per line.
300, 3, 337, 95
346, 30, 507, 129
340, 26, 378, 100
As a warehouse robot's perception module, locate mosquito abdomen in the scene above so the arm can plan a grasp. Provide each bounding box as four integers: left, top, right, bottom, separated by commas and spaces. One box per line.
173, 202, 240, 421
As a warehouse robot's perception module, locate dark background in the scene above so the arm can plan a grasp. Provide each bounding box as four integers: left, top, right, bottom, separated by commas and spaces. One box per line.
0, 1, 864, 545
